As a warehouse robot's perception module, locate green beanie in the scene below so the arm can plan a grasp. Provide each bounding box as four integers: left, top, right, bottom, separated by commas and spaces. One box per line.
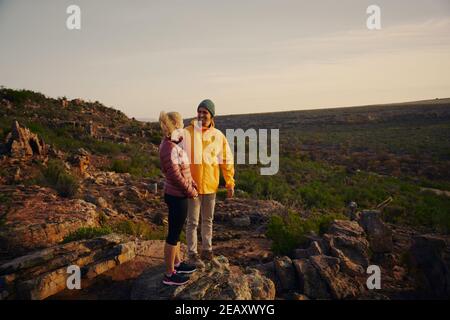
197, 99, 215, 117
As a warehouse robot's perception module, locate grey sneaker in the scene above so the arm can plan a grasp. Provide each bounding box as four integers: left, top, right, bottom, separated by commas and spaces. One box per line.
175, 261, 197, 274
188, 253, 205, 269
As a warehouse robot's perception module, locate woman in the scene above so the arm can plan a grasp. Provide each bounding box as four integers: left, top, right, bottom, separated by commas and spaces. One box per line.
159, 111, 198, 286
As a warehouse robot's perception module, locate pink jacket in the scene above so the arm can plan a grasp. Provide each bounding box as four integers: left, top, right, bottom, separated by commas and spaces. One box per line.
159, 137, 198, 198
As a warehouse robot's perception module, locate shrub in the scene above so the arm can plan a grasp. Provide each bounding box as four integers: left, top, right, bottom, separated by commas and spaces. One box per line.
0, 88, 47, 105
109, 152, 161, 178
266, 211, 347, 255
149, 131, 163, 145
110, 220, 166, 240
62, 226, 112, 243
297, 182, 342, 209
266, 214, 303, 256
216, 189, 228, 201
42, 159, 79, 197
110, 159, 129, 173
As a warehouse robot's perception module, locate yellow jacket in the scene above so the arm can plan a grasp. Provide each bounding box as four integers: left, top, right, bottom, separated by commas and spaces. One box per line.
183, 119, 235, 194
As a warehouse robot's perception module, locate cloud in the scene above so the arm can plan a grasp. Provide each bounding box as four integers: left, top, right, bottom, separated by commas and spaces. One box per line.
277, 17, 450, 63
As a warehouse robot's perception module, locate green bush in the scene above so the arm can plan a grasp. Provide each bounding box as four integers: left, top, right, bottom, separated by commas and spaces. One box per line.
0, 88, 47, 105
110, 159, 129, 173
266, 211, 347, 255
297, 182, 342, 209
42, 159, 79, 198
109, 151, 160, 178
62, 226, 112, 243
216, 189, 228, 201
235, 156, 450, 233
149, 131, 163, 145
111, 220, 166, 240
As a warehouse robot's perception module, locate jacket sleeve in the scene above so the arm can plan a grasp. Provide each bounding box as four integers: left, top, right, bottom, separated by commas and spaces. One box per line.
219, 134, 235, 190
161, 144, 197, 197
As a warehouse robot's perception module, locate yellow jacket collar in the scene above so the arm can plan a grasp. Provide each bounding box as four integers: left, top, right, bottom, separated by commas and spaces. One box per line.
190, 118, 215, 129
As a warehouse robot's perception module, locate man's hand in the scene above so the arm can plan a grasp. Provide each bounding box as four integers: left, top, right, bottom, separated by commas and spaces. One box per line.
227, 188, 234, 199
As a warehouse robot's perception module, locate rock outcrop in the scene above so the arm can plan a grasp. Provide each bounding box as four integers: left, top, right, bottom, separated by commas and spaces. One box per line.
409, 235, 450, 298
274, 256, 297, 291
69, 148, 90, 174
214, 199, 285, 226
131, 256, 275, 300
270, 219, 379, 299
359, 210, 393, 253
0, 186, 100, 255
3, 121, 46, 158
0, 236, 166, 300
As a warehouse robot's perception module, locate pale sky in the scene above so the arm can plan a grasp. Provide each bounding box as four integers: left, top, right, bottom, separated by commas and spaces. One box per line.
1, 0, 449, 119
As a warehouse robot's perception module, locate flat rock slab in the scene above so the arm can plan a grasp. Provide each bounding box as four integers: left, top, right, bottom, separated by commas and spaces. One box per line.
0, 186, 99, 255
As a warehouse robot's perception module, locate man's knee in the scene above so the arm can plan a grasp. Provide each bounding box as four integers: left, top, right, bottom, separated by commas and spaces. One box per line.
201, 213, 214, 224
187, 217, 199, 229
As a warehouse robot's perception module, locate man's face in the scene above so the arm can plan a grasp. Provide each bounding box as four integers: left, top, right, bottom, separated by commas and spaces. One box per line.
197, 107, 212, 127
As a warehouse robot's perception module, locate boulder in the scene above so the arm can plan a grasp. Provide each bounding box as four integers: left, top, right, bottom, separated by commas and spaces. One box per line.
231, 216, 251, 228
324, 220, 370, 268
309, 255, 362, 299
84, 195, 108, 209
274, 256, 297, 291
294, 249, 309, 259
4, 121, 46, 158
328, 219, 365, 238
293, 241, 323, 259
69, 148, 90, 174
359, 210, 393, 253
242, 267, 276, 300
293, 259, 330, 299
328, 245, 364, 276
307, 241, 323, 256
409, 235, 450, 298
130, 256, 275, 300
214, 199, 285, 225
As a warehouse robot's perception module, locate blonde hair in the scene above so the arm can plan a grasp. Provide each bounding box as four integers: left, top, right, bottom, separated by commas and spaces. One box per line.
159, 111, 183, 137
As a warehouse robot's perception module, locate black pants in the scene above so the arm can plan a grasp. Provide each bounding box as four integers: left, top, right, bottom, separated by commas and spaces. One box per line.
164, 193, 188, 246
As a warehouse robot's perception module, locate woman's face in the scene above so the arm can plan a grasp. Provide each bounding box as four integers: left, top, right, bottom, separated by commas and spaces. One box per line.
175, 119, 184, 130
171, 120, 184, 140
197, 107, 212, 127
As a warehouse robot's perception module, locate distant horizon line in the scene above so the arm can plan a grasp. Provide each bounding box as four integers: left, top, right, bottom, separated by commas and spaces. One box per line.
1, 85, 448, 122
137, 97, 450, 123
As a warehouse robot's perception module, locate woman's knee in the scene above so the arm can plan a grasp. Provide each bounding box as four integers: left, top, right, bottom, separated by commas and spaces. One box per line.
166, 235, 179, 246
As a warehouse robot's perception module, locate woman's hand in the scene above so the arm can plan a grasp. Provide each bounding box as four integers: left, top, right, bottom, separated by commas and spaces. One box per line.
187, 182, 198, 198
190, 189, 199, 198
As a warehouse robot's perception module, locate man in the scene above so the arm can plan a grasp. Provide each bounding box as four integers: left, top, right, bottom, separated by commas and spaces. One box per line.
184, 99, 235, 267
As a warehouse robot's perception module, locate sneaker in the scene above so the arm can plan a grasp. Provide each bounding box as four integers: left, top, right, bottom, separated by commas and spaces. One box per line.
162, 271, 189, 286
175, 261, 197, 274
188, 253, 206, 269
201, 250, 214, 261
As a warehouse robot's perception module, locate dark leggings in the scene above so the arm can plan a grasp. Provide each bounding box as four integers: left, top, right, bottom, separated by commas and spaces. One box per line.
164, 193, 188, 246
